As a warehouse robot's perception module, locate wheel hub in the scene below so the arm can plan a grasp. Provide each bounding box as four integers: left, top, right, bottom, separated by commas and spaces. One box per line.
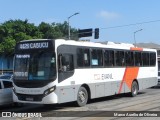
79, 91, 86, 103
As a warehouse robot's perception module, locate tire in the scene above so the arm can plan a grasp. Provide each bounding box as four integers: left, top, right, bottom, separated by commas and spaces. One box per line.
131, 81, 138, 97
76, 87, 88, 107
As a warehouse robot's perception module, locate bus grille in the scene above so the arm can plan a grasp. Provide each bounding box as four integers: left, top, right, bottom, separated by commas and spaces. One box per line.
13, 80, 49, 88
17, 93, 43, 101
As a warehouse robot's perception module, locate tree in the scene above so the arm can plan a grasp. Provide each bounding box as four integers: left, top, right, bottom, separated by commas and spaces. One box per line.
0, 37, 16, 54
0, 19, 39, 53
0, 19, 78, 54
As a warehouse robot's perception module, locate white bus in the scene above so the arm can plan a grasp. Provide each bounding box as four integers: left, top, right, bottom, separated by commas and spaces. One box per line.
13, 39, 158, 106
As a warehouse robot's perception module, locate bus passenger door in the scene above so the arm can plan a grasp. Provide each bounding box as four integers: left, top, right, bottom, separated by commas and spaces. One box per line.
58, 54, 74, 82
58, 54, 75, 103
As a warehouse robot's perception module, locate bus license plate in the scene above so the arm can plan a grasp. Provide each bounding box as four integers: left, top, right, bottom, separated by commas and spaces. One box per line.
26, 97, 33, 101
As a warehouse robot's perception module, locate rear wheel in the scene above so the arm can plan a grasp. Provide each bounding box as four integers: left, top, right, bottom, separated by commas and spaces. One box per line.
76, 87, 88, 107
131, 81, 138, 97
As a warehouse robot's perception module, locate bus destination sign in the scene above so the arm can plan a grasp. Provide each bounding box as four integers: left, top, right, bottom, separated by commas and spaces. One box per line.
19, 42, 49, 50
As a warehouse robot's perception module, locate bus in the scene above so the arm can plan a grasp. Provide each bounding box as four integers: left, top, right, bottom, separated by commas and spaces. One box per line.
12, 39, 158, 106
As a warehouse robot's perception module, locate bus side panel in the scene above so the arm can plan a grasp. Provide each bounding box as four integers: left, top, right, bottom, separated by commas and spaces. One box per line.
91, 81, 123, 99
124, 82, 131, 93
95, 80, 126, 98
138, 77, 157, 90
57, 85, 76, 103
138, 67, 158, 90
105, 82, 112, 96
111, 81, 123, 95
95, 83, 105, 98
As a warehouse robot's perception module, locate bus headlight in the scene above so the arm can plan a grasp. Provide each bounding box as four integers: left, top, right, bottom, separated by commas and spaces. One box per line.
12, 87, 17, 95
44, 86, 56, 96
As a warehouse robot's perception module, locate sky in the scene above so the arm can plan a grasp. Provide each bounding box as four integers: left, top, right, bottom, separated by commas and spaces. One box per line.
1, 0, 160, 44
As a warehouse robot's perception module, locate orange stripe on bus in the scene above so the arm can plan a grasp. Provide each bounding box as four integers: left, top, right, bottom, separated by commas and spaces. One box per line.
130, 47, 143, 51
118, 67, 139, 94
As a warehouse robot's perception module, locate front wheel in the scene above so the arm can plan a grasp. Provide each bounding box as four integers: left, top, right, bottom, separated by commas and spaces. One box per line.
131, 81, 138, 97
76, 87, 88, 107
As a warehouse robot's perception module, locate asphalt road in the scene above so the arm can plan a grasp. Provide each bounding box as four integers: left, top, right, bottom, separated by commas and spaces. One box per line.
1, 86, 160, 120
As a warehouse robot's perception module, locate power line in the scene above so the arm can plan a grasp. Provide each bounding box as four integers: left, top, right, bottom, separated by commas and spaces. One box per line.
100, 19, 160, 30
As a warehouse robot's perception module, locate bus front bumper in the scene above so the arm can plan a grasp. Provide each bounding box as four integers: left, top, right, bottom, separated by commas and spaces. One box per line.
13, 91, 58, 104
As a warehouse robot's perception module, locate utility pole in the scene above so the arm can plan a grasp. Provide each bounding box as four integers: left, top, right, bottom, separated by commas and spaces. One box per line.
68, 12, 79, 40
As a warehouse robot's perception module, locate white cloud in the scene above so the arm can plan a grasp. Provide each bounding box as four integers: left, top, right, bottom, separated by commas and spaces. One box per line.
98, 10, 120, 20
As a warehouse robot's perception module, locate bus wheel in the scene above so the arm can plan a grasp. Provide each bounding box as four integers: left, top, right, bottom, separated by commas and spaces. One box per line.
76, 87, 88, 107
131, 81, 138, 97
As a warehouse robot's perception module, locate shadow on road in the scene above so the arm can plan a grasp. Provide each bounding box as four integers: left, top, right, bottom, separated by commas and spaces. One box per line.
88, 91, 145, 105
0, 92, 146, 113
150, 85, 160, 89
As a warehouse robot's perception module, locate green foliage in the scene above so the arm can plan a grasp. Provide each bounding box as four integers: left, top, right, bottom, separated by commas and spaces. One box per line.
0, 19, 78, 54
1, 37, 16, 53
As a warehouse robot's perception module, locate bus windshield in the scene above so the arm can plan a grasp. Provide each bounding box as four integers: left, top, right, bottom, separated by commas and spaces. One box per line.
14, 52, 56, 81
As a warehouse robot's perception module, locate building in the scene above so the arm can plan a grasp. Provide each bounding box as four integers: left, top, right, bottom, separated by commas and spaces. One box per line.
136, 42, 160, 56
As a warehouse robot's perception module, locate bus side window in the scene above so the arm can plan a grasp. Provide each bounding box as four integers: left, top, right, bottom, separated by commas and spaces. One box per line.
104, 50, 114, 67
125, 51, 134, 66
77, 48, 90, 67
115, 51, 125, 66
59, 54, 74, 72
142, 52, 149, 66
91, 49, 103, 67
150, 52, 156, 66
135, 52, 142, 66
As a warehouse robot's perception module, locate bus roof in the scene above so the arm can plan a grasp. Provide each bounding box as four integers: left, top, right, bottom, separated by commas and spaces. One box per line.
18, 39, 157, 52
55, 39, 157, 52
